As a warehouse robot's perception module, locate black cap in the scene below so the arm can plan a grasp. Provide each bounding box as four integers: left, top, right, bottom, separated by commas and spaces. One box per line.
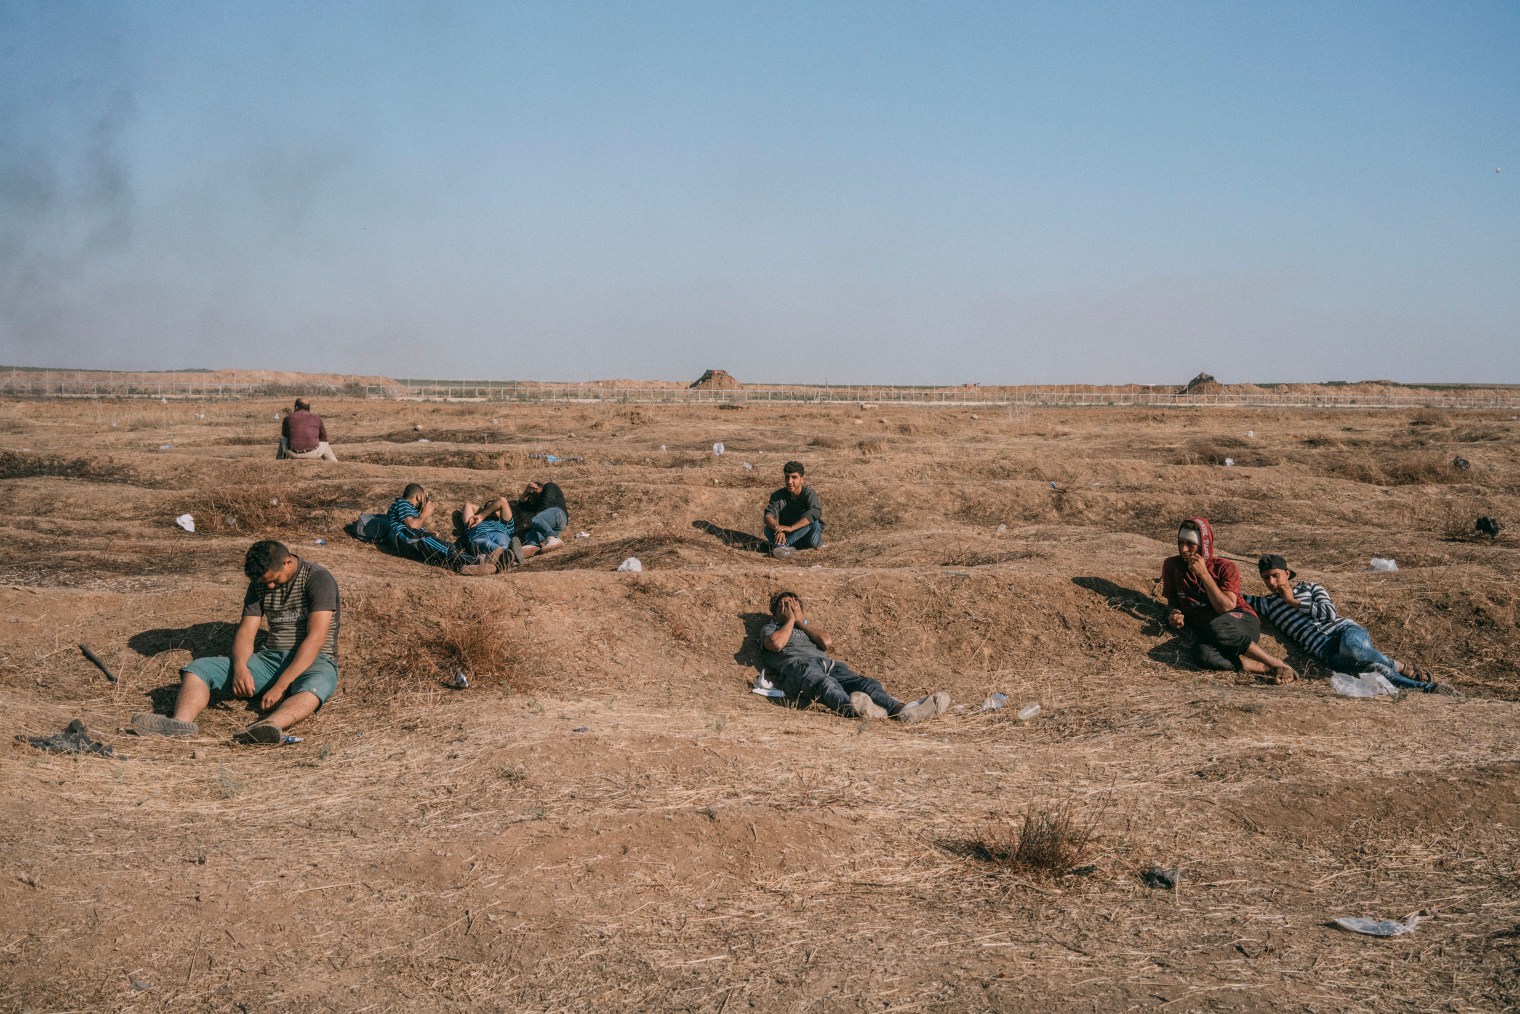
1257, 554, 1296, 580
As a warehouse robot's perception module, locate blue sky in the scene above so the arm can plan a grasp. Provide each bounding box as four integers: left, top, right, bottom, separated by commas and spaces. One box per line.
1, 1, 1515, 385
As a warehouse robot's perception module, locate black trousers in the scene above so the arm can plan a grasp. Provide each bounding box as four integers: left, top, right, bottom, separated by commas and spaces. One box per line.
1193, 611, 1260, 670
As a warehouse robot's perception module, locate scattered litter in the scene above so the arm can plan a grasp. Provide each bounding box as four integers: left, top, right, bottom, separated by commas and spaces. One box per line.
712, 442, 725, 455
160, 397, 167, 405
1369, 557, 1398, 572
572, 726, 589, 733
19, 720, 117, 758
742, 462, 753, 470
1453, 456, 1471, 471
452, 669, 470, 689
529, 452, 582, 463
78, 643, 119, 683
281, 735, 303, 745
175, 514, 196, 532
752, 675, 785, 699
414, 423, 422, 431
1049, 481, 1059, 490
131, 979, 151, 991
1141, 866, 1181, 890
575, 531, 591, 539
417, 438, 429, 443
1331, 671, 1398, 698
970, 413, 979, 420
1016, 702, 1042, 721
274, 413, 281, 420
659, 444, 667, 451
1223, 457, 1235, 467
1477, 516, 1502, 539
159, 443, 174, 451
270, 497, 279, 506
313, 538, 326, 545
111, 420, 117, 427
617, 557, 643, 573
996, 523, 1007, 535
544, 454, 560, 464
981, 692, 1008, 712
1247, 430, 1255, 438
195, 412, 205, 420
1333, 912, 1426, 937
491, 418, 499, 424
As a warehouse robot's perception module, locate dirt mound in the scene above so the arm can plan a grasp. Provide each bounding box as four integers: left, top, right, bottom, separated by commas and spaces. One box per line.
1181, 372, 1227, 394
690, 369, 741, 389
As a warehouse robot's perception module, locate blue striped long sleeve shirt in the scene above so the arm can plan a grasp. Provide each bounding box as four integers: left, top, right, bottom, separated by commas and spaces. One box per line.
1243, 581, 1355, 660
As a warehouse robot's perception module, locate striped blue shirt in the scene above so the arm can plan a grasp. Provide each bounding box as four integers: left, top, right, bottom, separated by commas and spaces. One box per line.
385, 497, 421, 546
1243, 581, 1355, 660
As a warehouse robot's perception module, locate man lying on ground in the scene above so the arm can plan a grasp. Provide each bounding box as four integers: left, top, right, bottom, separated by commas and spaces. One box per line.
386, 483, 504, 575
760, 590, 950, 722
511, 480, 568, 561
457, 496, 517, 559
133, 540, 339, 744
764, 460, 823, 560
1162, 517, 1296, 683
1245, 554, 1459, 696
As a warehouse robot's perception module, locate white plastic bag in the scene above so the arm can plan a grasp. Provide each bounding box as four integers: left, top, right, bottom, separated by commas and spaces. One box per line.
616, 557, 643, 573
1330, 671, 1397, 698
174, 514, 196, 533
1369, 557, 1398, 572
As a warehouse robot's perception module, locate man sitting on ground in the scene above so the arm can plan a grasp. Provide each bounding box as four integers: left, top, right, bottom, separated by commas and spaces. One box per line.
277, 398, 337, 461
133, 540, 339, 744
764, 460, 823, 559
760, 590, 950, 722
1245, 554, 1458, 695
386, 483, 504, 575
1162, 517, 1296, 683
511, 480, 568, 561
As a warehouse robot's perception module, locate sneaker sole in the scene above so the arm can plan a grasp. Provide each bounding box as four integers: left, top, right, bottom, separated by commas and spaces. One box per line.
131, 713, 199, 737
234, 722, 284, 745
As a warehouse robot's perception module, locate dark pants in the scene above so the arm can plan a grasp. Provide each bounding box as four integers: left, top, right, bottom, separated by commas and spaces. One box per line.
777, 657, 900, 717
392, 532, 487, 570
1192, 610, 1260, 670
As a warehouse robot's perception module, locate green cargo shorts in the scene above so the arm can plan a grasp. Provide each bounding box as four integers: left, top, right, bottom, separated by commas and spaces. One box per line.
183, 649, 339, 706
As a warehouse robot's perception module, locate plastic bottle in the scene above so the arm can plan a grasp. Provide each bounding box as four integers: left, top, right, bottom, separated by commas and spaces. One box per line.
981, 692, 1008, 712
1016, 702, 1042, 721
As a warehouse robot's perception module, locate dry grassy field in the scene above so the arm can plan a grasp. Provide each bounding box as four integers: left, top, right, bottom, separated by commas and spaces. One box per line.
2, 395, 1518, 1012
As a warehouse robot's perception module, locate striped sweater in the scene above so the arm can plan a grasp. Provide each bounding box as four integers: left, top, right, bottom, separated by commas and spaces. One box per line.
1243, 581, 1355, 660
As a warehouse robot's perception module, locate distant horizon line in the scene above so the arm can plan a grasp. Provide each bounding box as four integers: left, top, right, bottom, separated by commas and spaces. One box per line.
2, 364, 1515, 391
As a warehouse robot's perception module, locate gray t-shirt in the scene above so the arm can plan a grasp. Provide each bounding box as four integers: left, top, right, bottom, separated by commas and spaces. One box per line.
760, 620, 828, 674
243, 559, 340, 659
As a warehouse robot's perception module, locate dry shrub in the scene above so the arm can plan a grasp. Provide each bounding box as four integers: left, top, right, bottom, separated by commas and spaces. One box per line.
808, 434, 844, 449
1409, 408, 1450, 428
856, 437, 885, 458
0, 450, 134, 484
622, 409, 654, 426
181, 485, 299, 533
962, 798, 1101, 877
1380, 451, 1455, 486
348, 587, 527, 693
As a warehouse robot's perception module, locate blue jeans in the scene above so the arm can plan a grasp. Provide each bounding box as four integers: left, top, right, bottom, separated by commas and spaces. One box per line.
775, 657, 899, 717
467, 520, 515, 553
775, 519, 823, 549
521, 507, 567, 547
1326, 625, 1434, 691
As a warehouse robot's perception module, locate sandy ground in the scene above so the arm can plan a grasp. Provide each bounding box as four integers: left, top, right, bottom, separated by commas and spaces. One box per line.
2, 396, 1519, 1012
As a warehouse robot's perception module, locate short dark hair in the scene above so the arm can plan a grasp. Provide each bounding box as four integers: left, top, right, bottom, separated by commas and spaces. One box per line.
294, 398, 310, 411
402, 482, 426, 500
769, 589, 801, 614
783, 460, 805, 477
244, 540, 290, 581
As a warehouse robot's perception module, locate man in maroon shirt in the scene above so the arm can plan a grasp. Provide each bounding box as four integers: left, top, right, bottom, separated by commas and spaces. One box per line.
277, 398, 337, 461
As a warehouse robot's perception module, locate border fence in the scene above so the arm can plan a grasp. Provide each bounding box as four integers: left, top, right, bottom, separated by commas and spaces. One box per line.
3, 370, 1519, 410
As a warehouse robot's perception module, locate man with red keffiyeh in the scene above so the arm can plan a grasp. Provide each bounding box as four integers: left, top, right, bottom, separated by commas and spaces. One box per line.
1161, 517, 1296, 684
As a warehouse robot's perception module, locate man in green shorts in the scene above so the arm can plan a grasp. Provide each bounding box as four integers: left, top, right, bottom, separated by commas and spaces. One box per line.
132, 540, 340, 744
